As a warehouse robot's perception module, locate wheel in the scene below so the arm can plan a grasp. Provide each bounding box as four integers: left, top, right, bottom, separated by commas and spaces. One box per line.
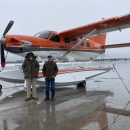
77, 80, 86, 89
81, 80, 86, 87
0, 84, 2, 90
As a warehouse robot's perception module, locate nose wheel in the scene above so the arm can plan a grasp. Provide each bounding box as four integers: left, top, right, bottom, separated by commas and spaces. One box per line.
0, 84, 2, 90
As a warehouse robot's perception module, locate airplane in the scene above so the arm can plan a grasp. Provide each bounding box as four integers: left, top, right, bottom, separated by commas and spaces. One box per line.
1, 13, 130, 66
0, 12, 130, 90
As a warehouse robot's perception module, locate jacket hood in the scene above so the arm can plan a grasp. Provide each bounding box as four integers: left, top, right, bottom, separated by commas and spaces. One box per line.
25, 52, 36, 60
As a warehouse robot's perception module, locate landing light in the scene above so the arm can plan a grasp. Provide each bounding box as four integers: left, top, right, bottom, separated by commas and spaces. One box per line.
21, 40, 32, 46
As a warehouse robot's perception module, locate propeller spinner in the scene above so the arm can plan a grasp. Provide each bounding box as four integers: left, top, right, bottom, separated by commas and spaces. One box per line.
0, 20, 14, 68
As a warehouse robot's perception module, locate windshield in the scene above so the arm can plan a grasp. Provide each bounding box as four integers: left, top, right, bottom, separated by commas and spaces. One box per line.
34, 30, 52, 39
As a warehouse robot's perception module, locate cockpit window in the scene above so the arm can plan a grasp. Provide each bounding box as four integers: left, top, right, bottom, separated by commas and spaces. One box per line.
50, 34, 60, 42
34, 30, 52, 39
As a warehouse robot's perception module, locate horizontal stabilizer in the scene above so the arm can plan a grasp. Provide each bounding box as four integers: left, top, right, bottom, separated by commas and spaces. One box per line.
105, 43, 130, 49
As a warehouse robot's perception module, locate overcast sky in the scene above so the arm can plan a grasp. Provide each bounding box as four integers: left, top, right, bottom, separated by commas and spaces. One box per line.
1, 0, 130, 61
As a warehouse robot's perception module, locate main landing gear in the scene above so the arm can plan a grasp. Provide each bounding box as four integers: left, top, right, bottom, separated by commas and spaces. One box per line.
77, 80, 86, 89
0, 84, 2, 91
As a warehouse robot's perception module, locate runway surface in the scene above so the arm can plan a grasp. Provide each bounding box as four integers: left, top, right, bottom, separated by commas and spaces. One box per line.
0, 61, 130, 130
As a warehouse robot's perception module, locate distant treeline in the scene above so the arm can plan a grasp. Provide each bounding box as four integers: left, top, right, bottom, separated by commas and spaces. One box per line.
6, 58, 130, 63
94, 58, 130, 61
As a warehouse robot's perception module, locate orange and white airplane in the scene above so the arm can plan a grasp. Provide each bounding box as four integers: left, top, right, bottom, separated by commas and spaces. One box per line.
1, 13, 130, 67
0, 12, 130, 90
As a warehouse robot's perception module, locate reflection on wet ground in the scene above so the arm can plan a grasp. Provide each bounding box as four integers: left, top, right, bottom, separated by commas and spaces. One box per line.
0, 88, 107, 130
0, 62, 130, 129
0, 87, 129, 130
0, 91, 2, 96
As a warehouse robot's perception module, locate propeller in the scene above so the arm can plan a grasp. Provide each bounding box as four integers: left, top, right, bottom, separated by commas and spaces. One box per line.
0, 20, 14, 68
1, 44, 5, 68
3, 21, 14, 38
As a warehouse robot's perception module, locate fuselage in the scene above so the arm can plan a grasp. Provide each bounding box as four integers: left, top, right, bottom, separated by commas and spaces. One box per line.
5, 30, 106, 61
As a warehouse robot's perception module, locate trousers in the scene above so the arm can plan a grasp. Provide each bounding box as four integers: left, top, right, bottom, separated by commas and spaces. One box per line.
26, 78, 37, 98
45, 78, 55, 98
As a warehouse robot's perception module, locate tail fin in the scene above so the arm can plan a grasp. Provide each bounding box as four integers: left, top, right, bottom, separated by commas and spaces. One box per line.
88, 33, 106, 46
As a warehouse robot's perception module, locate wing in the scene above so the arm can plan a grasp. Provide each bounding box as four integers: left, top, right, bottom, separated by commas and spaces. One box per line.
105, 43, 130, 49
59, 13, 130, 38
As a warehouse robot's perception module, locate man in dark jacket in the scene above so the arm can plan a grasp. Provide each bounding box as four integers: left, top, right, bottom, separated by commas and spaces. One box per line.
22, 52, 39, 101
42, 55, 58, 101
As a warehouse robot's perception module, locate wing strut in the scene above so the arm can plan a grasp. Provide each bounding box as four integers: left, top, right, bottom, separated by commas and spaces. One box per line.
62, 29, 97, 57
37, 56, 45, 63
65, 55, 84, 68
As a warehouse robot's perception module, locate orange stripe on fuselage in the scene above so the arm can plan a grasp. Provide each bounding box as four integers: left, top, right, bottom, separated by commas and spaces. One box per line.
38, 67, 110, 76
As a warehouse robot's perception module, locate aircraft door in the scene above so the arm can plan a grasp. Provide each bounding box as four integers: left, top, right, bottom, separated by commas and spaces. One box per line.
49, 34, 60, 59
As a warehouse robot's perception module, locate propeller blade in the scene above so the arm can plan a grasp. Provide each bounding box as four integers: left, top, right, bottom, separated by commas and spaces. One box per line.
0, 44, 5, 68
0, 20, 14, 68
3, 20, 14, 38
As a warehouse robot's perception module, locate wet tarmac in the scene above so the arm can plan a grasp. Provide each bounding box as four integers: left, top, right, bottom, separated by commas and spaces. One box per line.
0, 61, 130, 130
0, 87, 112, 130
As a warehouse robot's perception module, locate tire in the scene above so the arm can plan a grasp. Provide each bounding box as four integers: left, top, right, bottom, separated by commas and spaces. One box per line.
81, 80, 86, 87
0, 84, 2, 90
77, 80, 86, 89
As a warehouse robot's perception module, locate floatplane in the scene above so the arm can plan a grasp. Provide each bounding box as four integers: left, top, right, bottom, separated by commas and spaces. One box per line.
1, 12, 130, 90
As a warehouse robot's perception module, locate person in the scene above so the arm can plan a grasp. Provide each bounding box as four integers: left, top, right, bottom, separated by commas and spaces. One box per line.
42, 55, 58, 101
22, 52, 39, 101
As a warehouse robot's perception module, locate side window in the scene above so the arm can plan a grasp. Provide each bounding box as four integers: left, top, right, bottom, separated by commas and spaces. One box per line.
73, 39, 77, 45
81, 42, 84, 46
64, 38, 69, 43
86, 42, 90, 47
50, 34, 60, 42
